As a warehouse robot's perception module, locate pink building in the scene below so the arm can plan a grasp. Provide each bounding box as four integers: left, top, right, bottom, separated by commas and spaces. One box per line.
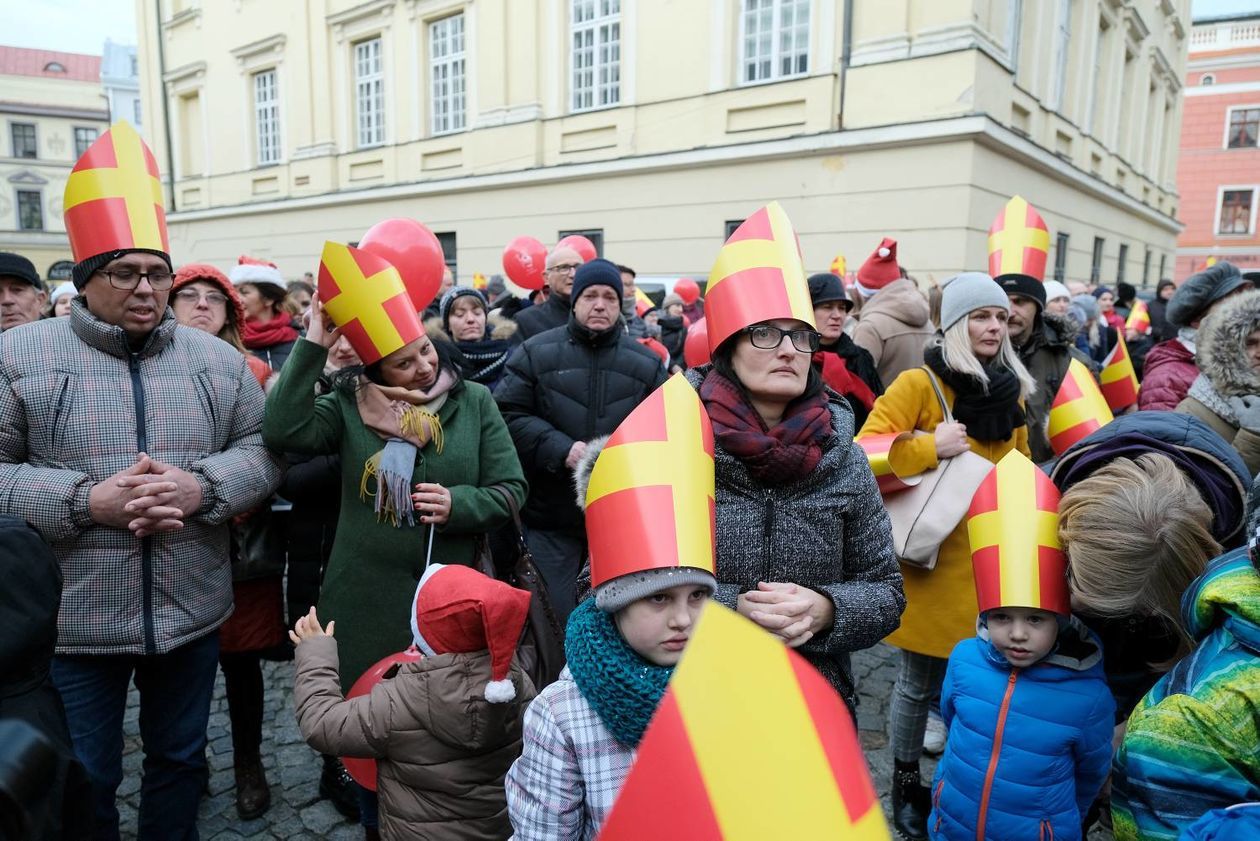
1175, 13, 1260, 280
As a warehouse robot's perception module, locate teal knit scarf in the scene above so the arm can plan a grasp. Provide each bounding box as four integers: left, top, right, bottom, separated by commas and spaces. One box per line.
564, 599, 674, 748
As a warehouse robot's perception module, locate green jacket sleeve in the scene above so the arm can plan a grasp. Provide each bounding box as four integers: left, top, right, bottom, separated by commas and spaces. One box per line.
263, 339, 344, 455
444, 384, 529, 534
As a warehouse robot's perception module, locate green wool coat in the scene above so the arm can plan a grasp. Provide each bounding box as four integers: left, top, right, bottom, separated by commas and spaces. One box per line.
264, 340, 528, 691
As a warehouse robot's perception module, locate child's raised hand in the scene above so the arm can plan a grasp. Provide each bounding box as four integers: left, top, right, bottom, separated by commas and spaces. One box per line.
288, 606, 335, 646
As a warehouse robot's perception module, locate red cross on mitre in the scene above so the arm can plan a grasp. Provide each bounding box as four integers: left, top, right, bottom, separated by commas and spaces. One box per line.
987, 195, 1049, 282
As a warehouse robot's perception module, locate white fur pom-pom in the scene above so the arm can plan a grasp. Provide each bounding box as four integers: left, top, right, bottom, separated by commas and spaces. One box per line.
878, 247, 891, 258
484, 679, 516, 703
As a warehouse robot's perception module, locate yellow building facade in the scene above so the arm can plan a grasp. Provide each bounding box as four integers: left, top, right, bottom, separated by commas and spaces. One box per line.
0, 47, 111, 280
136, 0, 1189, 288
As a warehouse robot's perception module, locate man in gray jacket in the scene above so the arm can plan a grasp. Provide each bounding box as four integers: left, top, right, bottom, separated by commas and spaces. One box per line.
0, 121, 283, 840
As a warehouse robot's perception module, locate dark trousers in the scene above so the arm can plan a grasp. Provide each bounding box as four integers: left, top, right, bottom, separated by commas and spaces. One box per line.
219, 651, 263, 759
522, 526, 587, 627
50, 631, 220, 841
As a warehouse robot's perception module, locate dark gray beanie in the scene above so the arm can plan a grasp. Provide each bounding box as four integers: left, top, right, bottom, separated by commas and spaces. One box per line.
72, 248, 172, 290
594, 566, 717, 613
570, 259, 623, 308
438, 286, 487, 329
1166, 262, 1247, 328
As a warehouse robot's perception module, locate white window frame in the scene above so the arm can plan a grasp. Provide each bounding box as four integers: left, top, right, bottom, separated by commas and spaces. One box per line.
739, 0, 811, 86
73, 126, 98, 158
354, 37, 386, 149
1223, 103, 1260, 150
429, 13, 467, 135
570, 0, 621, 113
1047, 0, 1072, 111
1201, 73, 1215, 86
15, 189, 43, 231
252, 68, 282, 165
1215, 185, 1259, 237
1005, 0, 1024, 72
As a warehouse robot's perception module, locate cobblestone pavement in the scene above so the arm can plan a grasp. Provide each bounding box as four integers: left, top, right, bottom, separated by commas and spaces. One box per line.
117, 642, 1115, 839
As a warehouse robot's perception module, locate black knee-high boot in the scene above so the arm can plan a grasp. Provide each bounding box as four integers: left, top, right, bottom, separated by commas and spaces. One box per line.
891, 758, 930, 840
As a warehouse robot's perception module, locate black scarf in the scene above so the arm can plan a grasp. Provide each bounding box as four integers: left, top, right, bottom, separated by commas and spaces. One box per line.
923, 344, 1024, 442
454, 336, 512, 386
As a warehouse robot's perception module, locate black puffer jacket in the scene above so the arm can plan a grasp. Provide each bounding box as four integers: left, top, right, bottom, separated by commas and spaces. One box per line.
494, 317, 668, 530
1018, 312, 1095, 464
658, 314, 687, 368
511, 292, 571, 343
0, 516, 91, 840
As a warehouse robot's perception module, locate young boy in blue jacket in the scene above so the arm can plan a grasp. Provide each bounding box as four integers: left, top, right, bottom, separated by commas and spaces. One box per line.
928, 451, 1115, 841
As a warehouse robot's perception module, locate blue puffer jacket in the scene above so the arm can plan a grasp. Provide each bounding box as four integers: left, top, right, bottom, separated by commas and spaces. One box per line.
928, 618, 1116, 841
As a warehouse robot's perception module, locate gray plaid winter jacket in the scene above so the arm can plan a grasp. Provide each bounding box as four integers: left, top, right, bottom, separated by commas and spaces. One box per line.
0, 299, 283, 655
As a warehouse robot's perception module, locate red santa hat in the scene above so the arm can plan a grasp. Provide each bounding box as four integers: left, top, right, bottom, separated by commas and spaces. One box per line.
409, 564, 531, 703
228, 254, 286, 291
855, 237, 901, 296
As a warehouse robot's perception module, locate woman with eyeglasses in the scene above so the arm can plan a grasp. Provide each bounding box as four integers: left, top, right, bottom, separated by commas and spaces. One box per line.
857, 272, 1033, 840
168, 264, 286, 820
681, 306, 904, 718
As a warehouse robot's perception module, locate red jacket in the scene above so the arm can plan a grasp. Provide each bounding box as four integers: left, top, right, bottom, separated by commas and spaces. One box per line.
1138, 339, 1198, 411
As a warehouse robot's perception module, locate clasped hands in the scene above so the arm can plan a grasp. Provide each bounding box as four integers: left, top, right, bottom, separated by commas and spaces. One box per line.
737, 582, 835, 648
89, 453, 203, 538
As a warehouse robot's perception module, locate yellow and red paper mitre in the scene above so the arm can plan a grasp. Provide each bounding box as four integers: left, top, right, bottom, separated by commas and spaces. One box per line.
1125, 299, 1152, 335
597, 603, 891, 841
966, 451, 1070, 615
585, 374, 715, 588
317, 241, 425, 365
830, 254, 846, 276
857, 432, 924, 495
987, 195, 1050, 283
704, 202, 816, 355
1100, 333, 1141, 412
1047, 358, 1114, 455
63, 120, 168, 263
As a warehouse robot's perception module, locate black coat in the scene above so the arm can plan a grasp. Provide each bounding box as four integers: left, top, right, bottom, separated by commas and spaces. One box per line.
511, 292, 571, 343
817, 333, 884, 429
494, 317, 668, 531
658, 314, 688, 369
0, 516, 92, 840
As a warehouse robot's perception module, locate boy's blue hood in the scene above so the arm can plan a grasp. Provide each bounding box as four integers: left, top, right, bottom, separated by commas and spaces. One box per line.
976, 613, 1104, 675
1182, 548, 1260, 654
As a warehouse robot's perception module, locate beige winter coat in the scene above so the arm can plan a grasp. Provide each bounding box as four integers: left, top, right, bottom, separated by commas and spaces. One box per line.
852, 278, 936, 385
293, 636, 536, 841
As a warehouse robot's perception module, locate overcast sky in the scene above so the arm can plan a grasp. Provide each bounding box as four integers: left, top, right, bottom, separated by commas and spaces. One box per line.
0, 0, 1258, 56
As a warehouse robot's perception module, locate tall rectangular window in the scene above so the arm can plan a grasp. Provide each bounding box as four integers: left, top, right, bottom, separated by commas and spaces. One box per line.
16, 190, 42, 231
571, 0, 620, 112
10, 123, 36, 159
1090, 236, 1105, 284
1005, 0, 1024, 71
742, 0, 810, 84
1116, 243, 1129, 283
1053, 232, 1070, 283
1085, 16, 1109, 136
436, 231, 457, 277
1227, 107, 1260, 149
1219, 189, 1257, 235
1158, 253, 1166, 281
253, 69, 281, 165
73, 127, 98, 157
133, 98, 142, 124
1143, 247, 1152, 285
725, 219, 746, 239
354, 38, 385, 148
430, 14, 467, 135
1047, 0, 1073, 111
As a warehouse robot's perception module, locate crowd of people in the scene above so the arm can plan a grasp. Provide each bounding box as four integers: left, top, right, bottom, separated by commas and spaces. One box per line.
2, 122, 1260, 841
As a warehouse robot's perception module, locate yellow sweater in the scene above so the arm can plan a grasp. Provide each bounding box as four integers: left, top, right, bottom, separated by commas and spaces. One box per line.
857, 367, 1029, 659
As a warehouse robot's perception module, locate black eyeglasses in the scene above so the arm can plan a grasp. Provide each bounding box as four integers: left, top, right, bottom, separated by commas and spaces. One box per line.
98, 268, 175, 291
745, 324, 821, 353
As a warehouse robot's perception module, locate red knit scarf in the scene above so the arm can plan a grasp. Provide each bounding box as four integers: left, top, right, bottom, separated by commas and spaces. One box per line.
699, 369, 833, 484
241, 312, 298, 350
812, 352, 876, 412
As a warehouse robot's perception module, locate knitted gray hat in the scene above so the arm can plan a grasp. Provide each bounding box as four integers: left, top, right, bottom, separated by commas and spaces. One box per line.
939, 272, 1010, 331
594, 566, 717, 613
438, 286, 487, 329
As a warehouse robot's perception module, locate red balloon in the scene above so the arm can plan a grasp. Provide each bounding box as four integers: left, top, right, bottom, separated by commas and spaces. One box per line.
556, 234, 598, 263
342, 646, 425, 791
502, 236, 548, 291
675, 278, 701, 305
358, 219, 446, 312
683, 317, 710, 368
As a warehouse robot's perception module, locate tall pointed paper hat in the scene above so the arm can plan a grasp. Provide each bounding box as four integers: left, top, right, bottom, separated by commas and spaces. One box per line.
1100, 333, 1140, 412
966, 450, 1070, 615
63, 120, 168, 264
584, 373, 716, 596
1048, 358, 1114, 455
988, 195, 1050, 308
317, 241, 425, 365
704, 202, 816, 355
597, 603, 891, 840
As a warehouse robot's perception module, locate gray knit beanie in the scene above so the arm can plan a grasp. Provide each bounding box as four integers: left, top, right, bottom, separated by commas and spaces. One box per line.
595, 566, 717, 613
939, 272, 1010, 331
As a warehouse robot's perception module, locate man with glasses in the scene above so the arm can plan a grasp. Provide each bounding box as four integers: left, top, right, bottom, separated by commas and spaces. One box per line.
513, 244, 584, 342
0, 122, 283, 840
495, 259, 667, 623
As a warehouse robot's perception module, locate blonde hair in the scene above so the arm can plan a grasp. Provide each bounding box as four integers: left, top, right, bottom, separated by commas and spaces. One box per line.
935, 318, 1036, 399
1058, 453, 1220, 661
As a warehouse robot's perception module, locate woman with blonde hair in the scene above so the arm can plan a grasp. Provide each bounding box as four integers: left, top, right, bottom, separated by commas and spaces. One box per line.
858, 272, 1033, 839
